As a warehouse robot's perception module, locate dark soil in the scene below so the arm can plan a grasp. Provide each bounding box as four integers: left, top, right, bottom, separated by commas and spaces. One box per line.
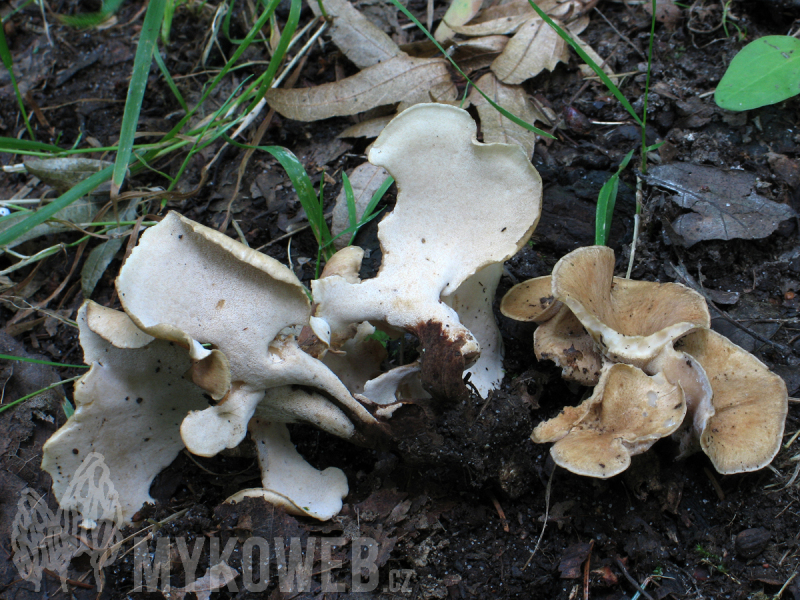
1, 1, 800, 599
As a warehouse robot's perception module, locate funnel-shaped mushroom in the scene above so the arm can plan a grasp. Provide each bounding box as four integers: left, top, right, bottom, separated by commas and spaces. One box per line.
551, 246, 710, 367
501, 275, 603, 386
675, 329, 788, 474
117, 212, 376, 457
42, 301, 208, 522
312, 103, 542, 400
532, 364, 685, 478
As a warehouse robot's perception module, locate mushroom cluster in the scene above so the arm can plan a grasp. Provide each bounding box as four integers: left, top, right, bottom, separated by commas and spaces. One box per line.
501, 246, 788, 478
42, 103, 543, 524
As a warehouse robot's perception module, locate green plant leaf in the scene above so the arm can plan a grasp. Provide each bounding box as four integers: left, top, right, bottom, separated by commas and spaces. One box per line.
715, 36, 800, 111
113, 0, 167, 196
595, 149, 634, 246
57, 0, 125, 28
0, 137, 61, 153
0, 354, 88, 369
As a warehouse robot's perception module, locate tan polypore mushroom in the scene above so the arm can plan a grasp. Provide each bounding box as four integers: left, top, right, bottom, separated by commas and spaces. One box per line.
42, 301, 208, 522
501, 275, 603, 386
117, 211, 376, 457
312, 103, 542, 400
551, 246, 710, 367
532, 363, 685, 478
675, 328, 788, 473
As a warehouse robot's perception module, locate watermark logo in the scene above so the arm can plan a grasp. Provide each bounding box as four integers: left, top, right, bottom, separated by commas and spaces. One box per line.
10, 452, 123, 591
11, 452, 414, 594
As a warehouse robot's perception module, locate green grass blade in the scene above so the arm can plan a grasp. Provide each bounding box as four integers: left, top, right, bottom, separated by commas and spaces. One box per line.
62, 398, 75, 418
0, 375, 82, 415
0, 354, 88, 369
391, 0, 555, 140
342, 172, 357, 231
0, 165, 113, 247
526, 0, 643, 127
112, 0, 167, 196
153, 45, 188, 112
0, 23, 34, 139
595, 149, 634, 246
0, 137, 61, 153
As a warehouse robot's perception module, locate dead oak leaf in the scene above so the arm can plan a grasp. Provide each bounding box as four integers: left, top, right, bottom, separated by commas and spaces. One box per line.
491, 17, 570, 85
264, 56, 456, 122
643, 163, 797, 246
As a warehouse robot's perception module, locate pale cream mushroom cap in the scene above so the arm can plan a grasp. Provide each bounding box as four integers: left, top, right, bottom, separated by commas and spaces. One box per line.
500, 275, 561, 323
552, 246, 710, 367
532, 363, 686, 478
676, 328, 788, 474
118, 211, 376, 457
42, 302, 208, 523
226, 418, 348, 520
312, 103, 542, 399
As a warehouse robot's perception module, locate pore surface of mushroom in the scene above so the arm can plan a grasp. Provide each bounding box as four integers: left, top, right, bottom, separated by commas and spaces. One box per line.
42, 301, 208, 523
532, 363, 685, 478
312, 103, 542, 399
117, 211, 376, 457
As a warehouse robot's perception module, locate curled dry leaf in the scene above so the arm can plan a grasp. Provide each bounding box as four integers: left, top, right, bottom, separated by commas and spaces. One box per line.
307, 0, 400, 68
265, 56, 456, 122
468, 72, 543, 158
450, 35, 510, 73
434, 0, 485, 43
338, 115, 395, 139
491, 17, 570, 85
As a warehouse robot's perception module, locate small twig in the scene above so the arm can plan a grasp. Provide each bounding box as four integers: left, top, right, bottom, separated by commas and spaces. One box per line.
615, 558, 655, 600
254, 211, 333, 251
523, 468, 554, 571
583, 540, 594, 600
626, 176, 643, 278
593, 6, 647, 60
489, 493, 510, 533
704, 467, 725, 501
670, 262, 793, 355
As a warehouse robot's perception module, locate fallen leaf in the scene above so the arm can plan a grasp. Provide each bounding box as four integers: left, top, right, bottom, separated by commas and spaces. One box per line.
569, 29, 619, 86
338, 115, 395, 139
450, 35, 509, 72
331, 162, 390, 249
170, 562, 238, 600
468, 72, 541, 158
265, 56, 456, 121
642, 163, 797, 246
450, 13, 533, 37
558, 542, 592, 579
308, 0, 401, 68
491, 17, 570, 84
435, 0, 485, 42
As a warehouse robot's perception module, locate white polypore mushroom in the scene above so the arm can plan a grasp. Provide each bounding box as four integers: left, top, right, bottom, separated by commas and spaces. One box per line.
227, 417, 348, 521
551, 246, 710, 367
42, 301, 208, 523
675, 328, 788, 473
117, 211, 376, 457
312, 103, 542, 399
443, 263, 505, 397
532, 363, 686, 478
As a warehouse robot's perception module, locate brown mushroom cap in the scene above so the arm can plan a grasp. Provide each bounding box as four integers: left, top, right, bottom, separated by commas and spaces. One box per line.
676, 328, 788, 474
532, 363, 686, 478
552, 246, 710, 366
534, 304, 605, 386
500, 275, 561, 323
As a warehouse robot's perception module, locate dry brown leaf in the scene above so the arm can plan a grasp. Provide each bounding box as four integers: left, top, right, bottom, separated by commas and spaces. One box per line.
491, 17, 569, 84
308, 0, 401, 68
338, 115, 395, 139
451, 35, 509, 72
566, 13, 590, 35
332, 162, 390, 249
450, 13, 532, 37
468, 72, 540, 158
435, 0, 485, 43
265, 56, 456, 122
